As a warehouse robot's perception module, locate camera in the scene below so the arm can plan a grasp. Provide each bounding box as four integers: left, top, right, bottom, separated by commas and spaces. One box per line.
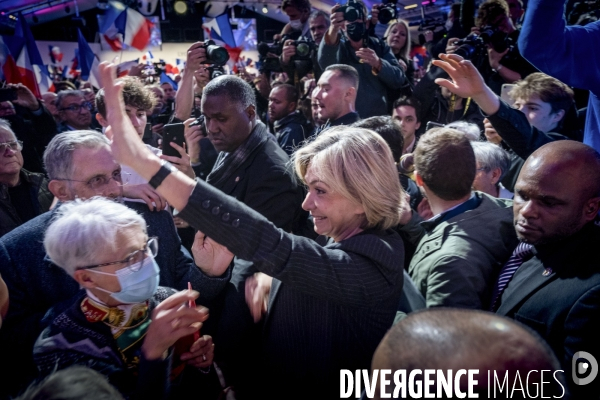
454, 33, 488, 61
202, 40, 229, 66
207, 65, 225, 80
291, 36, 316, 61
258, 40, 284, 72
189, 115, 207, 137
378, 0, 398, 25
338, 0, 362, 22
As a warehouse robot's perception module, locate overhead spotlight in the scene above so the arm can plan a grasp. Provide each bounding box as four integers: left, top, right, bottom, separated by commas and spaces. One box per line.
173, 0, 188, 15
262, 5, 268, 13
65, 5, 71, 13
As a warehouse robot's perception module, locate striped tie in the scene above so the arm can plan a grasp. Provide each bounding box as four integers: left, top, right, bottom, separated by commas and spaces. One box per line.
490, 242, 534, 311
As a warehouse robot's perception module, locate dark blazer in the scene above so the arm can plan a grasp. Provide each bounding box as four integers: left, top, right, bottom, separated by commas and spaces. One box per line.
178, 181, 405, 399
0, 201, 227, 399
209, 132, 305, 288
496, 222, 600, 399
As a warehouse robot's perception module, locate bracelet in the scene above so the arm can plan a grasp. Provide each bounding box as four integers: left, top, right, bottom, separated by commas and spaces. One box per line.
493, 64, 503, 73
148, 161, 178, 189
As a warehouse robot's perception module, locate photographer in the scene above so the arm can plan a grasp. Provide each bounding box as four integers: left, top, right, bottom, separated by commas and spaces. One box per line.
446, 0, 537, 95
280, 10, 330, 82
0, 84, 58, 174
173, 42, 219, 181
279, 0, 312, 38
319, 0, 405, 119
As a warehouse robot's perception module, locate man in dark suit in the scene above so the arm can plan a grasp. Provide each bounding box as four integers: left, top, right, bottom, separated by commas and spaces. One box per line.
494, 140, 600, 398
193, 74, 306, 394
0, 131, 226, 399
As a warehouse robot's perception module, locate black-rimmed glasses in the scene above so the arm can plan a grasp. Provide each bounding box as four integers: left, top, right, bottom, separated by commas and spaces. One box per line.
76, 237, 159, 271
60, 102, 93, 113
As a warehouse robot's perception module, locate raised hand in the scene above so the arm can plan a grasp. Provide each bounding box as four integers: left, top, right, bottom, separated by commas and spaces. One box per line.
142, 290, 209, 360
191, 231, 234, 277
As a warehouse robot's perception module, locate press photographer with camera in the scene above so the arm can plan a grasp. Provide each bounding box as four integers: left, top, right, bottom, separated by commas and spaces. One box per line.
446, 0, 537, 95
319, 0, 405, 119
279, 0, 312, 38
280, 10, 330, 82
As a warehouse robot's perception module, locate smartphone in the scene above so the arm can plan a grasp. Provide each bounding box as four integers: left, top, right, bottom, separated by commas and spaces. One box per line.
162, 123, 185, 158
501, 84, 516, 107
0, 88, 17, 103
142, 123, 153, 145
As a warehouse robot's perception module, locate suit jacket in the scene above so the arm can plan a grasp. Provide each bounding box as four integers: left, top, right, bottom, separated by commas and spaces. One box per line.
496, 222, 600, 399
209, 129, 305, 288
0, 201, 228, 399
401, 192, 519, 309
177, 181, 405, 399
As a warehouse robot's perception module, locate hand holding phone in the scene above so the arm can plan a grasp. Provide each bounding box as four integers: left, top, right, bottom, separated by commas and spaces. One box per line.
162, 123, 186, 158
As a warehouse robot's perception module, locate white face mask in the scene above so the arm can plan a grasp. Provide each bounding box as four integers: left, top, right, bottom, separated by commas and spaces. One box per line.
89, 257, 160, 304
445, 19, 454, 31
290, 19, 303, 30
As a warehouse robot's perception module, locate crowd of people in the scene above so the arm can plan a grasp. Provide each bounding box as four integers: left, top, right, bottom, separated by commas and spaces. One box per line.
0, 0, 599, 398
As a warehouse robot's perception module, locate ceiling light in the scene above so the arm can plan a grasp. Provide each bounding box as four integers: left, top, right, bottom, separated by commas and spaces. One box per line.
262, 5, 268, 13
174, 0, 188, 15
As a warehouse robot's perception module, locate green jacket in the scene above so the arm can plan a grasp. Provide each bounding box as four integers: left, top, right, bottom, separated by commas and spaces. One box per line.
400, 192, 519, 309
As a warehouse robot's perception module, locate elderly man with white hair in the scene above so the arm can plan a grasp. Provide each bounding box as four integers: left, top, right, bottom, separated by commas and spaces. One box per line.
34, 197, 213, 399
471, 141, 513, 199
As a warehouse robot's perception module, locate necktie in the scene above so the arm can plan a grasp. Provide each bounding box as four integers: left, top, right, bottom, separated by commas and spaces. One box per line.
490, 242, 534, 311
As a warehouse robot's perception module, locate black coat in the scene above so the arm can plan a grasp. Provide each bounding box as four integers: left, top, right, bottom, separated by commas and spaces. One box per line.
178, 181, 404, 399
496, 222, 600, 399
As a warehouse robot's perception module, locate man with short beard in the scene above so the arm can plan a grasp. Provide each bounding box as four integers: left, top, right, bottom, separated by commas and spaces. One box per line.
493, 140, 600, 399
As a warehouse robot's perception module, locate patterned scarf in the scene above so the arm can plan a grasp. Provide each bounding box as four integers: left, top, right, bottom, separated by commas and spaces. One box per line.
206, 121, 269, 187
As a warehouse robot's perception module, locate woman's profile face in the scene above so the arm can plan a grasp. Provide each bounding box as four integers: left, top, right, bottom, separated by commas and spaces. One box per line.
387, 23, 408, 54
301, 164, 366, 242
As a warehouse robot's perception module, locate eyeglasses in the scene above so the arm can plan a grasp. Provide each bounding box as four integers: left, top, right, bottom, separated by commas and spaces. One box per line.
55, 169, 124, 190
60, 102, 93, 113
0, 140, 23, 152
76, 237, 159, 271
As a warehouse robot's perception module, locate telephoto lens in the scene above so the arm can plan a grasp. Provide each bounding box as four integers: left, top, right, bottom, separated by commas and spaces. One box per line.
203, 40, 230, 66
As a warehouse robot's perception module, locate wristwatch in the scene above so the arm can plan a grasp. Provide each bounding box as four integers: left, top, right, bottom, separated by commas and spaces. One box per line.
493, 64, 504, 73
148, 160, 178, 189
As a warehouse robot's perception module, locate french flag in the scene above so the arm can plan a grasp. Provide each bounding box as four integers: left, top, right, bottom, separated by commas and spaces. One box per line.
100, 1, 153, 51
0, 36, 22, 84
116, 59, 139, 77
15, 14, 54, 95
48, 45, 64, 64
77, 29, 101, 88
202, 12, 236, 48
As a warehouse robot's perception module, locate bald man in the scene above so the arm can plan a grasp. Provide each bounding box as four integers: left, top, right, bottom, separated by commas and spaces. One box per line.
369, 309, 565, 398
494, 140, 600, 398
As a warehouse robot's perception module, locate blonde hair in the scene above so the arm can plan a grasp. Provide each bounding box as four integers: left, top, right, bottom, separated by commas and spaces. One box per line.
293, 126, 404, 231
385, 20, 411, 61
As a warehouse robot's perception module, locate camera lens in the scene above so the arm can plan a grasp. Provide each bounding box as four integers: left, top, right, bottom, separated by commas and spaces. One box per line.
378, 6, 396, 24
296, 42, 311, 57
206, 45, 230, 66
344, 6, 360, 22
455, 44, 476, 59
